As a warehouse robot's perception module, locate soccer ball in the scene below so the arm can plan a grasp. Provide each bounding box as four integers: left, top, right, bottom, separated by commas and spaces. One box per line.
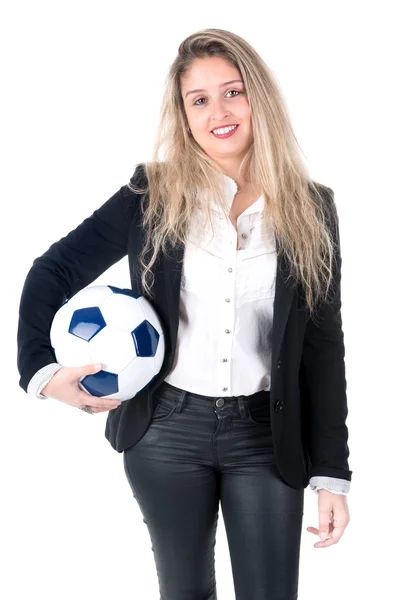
49, 285, 165, 401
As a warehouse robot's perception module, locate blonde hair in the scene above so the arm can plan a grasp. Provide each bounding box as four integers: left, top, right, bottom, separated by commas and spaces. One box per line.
128, 28, 341, 318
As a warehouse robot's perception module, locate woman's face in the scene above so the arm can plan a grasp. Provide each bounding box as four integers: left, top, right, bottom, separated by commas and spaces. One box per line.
181, 56, 253, 168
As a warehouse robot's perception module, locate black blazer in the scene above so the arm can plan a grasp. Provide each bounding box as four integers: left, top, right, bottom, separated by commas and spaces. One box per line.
17, 164, 352, 490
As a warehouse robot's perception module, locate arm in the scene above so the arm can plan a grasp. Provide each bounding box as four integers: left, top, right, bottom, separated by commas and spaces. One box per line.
300, 186, 352, 484
17, 164, 147, 394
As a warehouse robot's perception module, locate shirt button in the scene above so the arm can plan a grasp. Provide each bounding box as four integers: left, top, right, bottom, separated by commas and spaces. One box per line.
222, 387, 228, 392
241, 233, 247, 238
228, 268, 233, 272
221, 358, 228, 362
225, 298, 230, 303
225, 329, 231, 334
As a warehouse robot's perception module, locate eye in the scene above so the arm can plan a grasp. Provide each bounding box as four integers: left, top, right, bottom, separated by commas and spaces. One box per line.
193, 90, 242, 106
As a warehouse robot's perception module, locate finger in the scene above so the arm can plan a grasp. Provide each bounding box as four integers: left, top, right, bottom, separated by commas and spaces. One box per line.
88, 406, 116, 414
79, 403, 119, 414
98, 395, 122, 408
307, 523, 334, 537
76, 391, 120, 410
307, 526, 321, 536
318, 510, 331, 541
313, 526, 346, 548
73, 362, 103, 379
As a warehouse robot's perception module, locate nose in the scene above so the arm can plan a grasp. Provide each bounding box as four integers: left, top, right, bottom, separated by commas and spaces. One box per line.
210, 98, 231, 123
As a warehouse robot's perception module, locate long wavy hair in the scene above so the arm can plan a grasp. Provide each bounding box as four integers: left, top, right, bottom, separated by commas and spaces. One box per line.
128, 28, 340, 318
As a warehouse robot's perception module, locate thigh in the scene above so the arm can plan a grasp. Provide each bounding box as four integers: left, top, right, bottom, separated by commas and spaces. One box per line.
220, 463, 304, 600
123, 428, 220, 600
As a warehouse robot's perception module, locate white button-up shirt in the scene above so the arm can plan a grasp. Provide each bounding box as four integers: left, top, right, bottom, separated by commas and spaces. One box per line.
164, 174, 276, 397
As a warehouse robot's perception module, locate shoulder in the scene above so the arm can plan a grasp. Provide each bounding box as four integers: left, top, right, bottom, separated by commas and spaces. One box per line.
308, 180, 334, 202
123, 163, 150, 217
129, 160, 173, 189
307, 181, 340, 252
128, 162, 149, 190
308, 180, 337, 223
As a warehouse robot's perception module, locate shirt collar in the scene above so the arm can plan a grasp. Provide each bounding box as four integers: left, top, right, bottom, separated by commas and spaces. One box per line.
210, 173, 264, 216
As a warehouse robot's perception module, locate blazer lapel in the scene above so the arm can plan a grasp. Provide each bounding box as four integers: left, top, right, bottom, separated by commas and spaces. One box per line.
162, 235, 296, 380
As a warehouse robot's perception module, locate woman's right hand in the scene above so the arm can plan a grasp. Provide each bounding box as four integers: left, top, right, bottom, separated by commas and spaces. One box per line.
41, 363, 121, 414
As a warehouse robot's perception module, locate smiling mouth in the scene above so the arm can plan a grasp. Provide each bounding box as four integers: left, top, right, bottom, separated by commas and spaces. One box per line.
211, 124, 239, 138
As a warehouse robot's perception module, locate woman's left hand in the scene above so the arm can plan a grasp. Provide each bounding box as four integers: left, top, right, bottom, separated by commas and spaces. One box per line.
307, 489, 351, 548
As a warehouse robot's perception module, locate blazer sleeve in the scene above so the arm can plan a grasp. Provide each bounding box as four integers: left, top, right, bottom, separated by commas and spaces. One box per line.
299, 186, 352, 482
17, 164, 147, 394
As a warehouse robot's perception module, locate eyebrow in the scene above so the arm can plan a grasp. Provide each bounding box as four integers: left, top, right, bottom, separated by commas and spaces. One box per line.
185, 79, 244, 99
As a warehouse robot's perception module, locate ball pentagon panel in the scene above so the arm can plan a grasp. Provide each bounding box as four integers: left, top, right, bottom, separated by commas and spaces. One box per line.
131, 320, 160, 357
69, 307, 107, 342
79, 371, 119, 397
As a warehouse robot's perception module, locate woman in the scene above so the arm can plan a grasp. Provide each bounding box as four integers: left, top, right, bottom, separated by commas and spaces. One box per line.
17, 28, 352, 599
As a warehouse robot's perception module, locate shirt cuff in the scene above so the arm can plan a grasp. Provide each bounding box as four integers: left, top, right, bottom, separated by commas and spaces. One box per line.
309, 476, 350, 496
27, 363, 64, 399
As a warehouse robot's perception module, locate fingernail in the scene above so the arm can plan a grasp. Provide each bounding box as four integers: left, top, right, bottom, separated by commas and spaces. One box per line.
320, 532, 327, 540
94, 363, 102, 370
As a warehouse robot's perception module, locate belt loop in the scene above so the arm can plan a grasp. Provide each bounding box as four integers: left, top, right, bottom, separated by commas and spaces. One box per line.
238, 395, 247, 419
175, 389, 186, 413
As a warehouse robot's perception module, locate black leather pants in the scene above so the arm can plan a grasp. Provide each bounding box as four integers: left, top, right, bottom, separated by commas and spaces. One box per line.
123, 381, 304, 600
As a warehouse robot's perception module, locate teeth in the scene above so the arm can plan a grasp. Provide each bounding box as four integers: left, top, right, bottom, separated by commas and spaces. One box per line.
212, 125, 237, 135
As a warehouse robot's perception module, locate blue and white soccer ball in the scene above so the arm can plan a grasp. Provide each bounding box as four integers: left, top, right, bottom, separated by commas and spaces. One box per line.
49, 285, 165, 401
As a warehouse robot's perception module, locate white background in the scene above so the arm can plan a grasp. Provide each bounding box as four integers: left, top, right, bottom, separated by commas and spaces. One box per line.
2, 1, 399, 598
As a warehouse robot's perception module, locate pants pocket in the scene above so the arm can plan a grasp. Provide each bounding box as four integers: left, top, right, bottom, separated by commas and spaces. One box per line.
246, 401, 271, 425
151, 400, 177, 422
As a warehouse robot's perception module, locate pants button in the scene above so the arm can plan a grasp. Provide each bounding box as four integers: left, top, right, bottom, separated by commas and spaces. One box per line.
216, 398, 225, 407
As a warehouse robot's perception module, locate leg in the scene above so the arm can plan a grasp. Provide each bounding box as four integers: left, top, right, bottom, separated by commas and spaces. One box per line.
221, 463, 304, 600
123, 433, 220, 599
